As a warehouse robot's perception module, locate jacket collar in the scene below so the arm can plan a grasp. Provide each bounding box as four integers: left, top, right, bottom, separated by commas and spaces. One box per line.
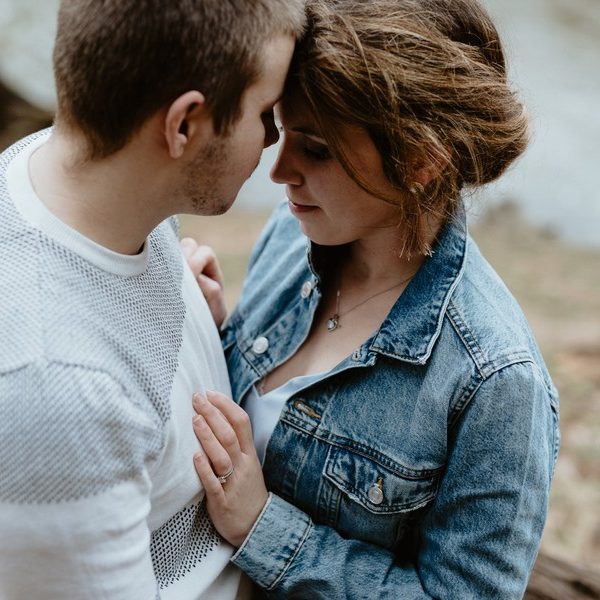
373, 211, 468, 364
307, 210, 468, 366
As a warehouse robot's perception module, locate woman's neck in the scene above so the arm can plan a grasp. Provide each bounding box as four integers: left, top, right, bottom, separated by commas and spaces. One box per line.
344, 240, 418, 285
340, 212, 442, 285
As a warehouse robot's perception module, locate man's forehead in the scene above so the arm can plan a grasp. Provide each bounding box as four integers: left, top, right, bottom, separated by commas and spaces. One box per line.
250, 34, 296, 99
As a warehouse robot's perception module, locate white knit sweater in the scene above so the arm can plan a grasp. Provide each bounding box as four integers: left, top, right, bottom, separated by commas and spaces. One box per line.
0, 131, 246, 600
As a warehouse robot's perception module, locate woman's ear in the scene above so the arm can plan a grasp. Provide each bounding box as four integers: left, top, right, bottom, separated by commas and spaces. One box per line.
164, 91, 210, 159
410, 144, 451, 190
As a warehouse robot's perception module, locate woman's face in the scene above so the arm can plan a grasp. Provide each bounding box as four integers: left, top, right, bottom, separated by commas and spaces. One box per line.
271, 94, 406, 247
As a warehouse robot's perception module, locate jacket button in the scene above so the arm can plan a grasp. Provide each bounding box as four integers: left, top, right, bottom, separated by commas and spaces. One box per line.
252, 336, 269, 354
301, 281, 313, 299
368, 482, 384, 505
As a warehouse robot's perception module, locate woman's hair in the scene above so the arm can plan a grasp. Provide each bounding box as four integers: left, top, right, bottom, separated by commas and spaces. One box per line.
289, 0, 529, 256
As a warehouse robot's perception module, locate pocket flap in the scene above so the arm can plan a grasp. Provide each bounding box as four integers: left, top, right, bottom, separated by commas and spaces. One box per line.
323, 446, 439, 514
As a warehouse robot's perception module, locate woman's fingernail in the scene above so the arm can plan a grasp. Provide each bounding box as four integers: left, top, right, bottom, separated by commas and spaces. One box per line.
193, 392, 206, 407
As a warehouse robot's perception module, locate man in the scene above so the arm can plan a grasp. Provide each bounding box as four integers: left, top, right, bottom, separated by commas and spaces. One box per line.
0, 0, 304, 598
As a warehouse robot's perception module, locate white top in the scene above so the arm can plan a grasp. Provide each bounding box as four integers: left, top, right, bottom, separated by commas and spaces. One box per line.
0, 131, 248, 599
243, 371, 327, 464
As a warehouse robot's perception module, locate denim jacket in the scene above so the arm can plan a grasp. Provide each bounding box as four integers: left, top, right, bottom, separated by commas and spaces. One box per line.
223, 201, 559, 599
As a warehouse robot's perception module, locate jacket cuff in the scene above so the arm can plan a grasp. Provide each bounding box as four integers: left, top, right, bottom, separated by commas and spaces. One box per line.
231, 492, 312, 590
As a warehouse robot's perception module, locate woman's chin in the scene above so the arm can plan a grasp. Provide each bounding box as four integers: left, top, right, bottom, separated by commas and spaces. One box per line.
297, 222, 345, 247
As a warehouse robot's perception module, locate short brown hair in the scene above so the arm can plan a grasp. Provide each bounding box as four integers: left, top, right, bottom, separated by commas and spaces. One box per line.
289, 0, 529, 256
53, 0, 306, 159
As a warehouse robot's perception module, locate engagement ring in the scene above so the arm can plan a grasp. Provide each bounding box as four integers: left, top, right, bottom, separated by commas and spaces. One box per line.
216, 465, 235, 485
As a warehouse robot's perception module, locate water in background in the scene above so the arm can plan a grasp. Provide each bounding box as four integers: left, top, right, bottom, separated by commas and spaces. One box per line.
478, 0, 600, 247
1, 0, 598, 246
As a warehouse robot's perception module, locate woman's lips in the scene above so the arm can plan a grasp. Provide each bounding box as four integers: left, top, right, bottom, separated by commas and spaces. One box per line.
288, 198, 319, 214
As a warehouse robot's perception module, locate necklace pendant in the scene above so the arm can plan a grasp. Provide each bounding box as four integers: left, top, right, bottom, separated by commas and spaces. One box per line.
327, 315, 339, 332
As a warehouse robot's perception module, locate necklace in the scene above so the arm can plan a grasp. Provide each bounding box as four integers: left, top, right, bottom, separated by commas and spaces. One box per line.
326, 273, 415, 332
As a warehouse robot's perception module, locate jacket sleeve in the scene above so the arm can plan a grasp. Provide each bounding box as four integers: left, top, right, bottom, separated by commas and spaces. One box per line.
0, 362, 162, 600
231, 360, 559, 599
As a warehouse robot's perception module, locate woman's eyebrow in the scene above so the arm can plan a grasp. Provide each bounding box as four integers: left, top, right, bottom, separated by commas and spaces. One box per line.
288, 126, 328, 143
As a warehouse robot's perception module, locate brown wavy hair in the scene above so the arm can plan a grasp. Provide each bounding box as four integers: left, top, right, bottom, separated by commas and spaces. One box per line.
288, 0, 529, 256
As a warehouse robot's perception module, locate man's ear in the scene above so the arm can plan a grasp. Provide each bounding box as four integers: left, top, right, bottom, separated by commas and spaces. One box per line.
164, 91, 211, 159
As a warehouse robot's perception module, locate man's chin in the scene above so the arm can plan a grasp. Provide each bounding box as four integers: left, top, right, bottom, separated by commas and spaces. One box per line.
211, 201, 234, 216
189, 195, 237, 216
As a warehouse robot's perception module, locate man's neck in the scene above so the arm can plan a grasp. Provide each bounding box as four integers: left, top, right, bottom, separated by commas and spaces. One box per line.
28, 131, 171, 255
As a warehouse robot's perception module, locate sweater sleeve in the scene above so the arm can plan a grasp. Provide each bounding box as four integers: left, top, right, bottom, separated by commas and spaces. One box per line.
0, 362, 163, 600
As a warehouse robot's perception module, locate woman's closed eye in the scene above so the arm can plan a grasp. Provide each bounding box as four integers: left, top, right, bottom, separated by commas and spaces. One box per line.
302, 137, 332, 161
278, 125, 333, 162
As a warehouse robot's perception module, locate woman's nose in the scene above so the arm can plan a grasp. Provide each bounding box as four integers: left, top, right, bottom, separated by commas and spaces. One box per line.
270, 142, 303, 186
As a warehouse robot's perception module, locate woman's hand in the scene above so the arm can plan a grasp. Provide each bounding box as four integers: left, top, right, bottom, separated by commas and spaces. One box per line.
180, 238, 227, 328
192, 390, 268, 548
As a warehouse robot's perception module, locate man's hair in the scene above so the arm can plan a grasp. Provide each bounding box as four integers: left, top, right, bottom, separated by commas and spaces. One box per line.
53, 0, 306, 159
288, 0, 529, 257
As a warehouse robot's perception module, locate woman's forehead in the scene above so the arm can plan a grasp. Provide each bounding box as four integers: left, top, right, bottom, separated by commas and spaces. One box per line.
276, 92, 314, 125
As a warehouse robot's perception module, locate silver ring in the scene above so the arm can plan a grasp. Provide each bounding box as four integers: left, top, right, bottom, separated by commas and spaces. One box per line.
216, 465, 235, 485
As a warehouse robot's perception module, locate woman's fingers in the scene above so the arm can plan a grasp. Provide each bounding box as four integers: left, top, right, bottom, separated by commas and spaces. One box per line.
199, 246, 225, 287
179, 237, 198, 260
187, 243, 225, 288
204, 390, 255, 455
192, 414, 236, 477
191, 392, 268, 548
193, 450, 225, 499
197, 273, 221, 300
193, 393, 243, 461
180, 238, 223, 285
180, 239, 227, 327
197, 274, 227, 328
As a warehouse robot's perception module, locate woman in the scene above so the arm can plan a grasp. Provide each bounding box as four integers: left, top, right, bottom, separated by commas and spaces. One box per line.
184, 0, 559, 597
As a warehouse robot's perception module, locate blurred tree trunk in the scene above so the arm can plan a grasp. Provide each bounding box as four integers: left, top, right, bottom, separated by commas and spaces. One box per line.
526, 553, 600, 599
0, 81, 53, 151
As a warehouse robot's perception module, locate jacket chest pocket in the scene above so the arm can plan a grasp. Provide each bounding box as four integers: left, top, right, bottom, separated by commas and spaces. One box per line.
318, 445, 440, 551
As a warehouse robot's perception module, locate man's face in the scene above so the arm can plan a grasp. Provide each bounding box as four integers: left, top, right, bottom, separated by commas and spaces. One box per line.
183, 33, 296, 215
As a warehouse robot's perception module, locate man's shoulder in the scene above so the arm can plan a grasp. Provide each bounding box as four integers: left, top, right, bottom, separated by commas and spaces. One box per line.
0, 359, 164, 504
0, 215, 50, 372
0, 213, 186, 365
0, 227, 105, 372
